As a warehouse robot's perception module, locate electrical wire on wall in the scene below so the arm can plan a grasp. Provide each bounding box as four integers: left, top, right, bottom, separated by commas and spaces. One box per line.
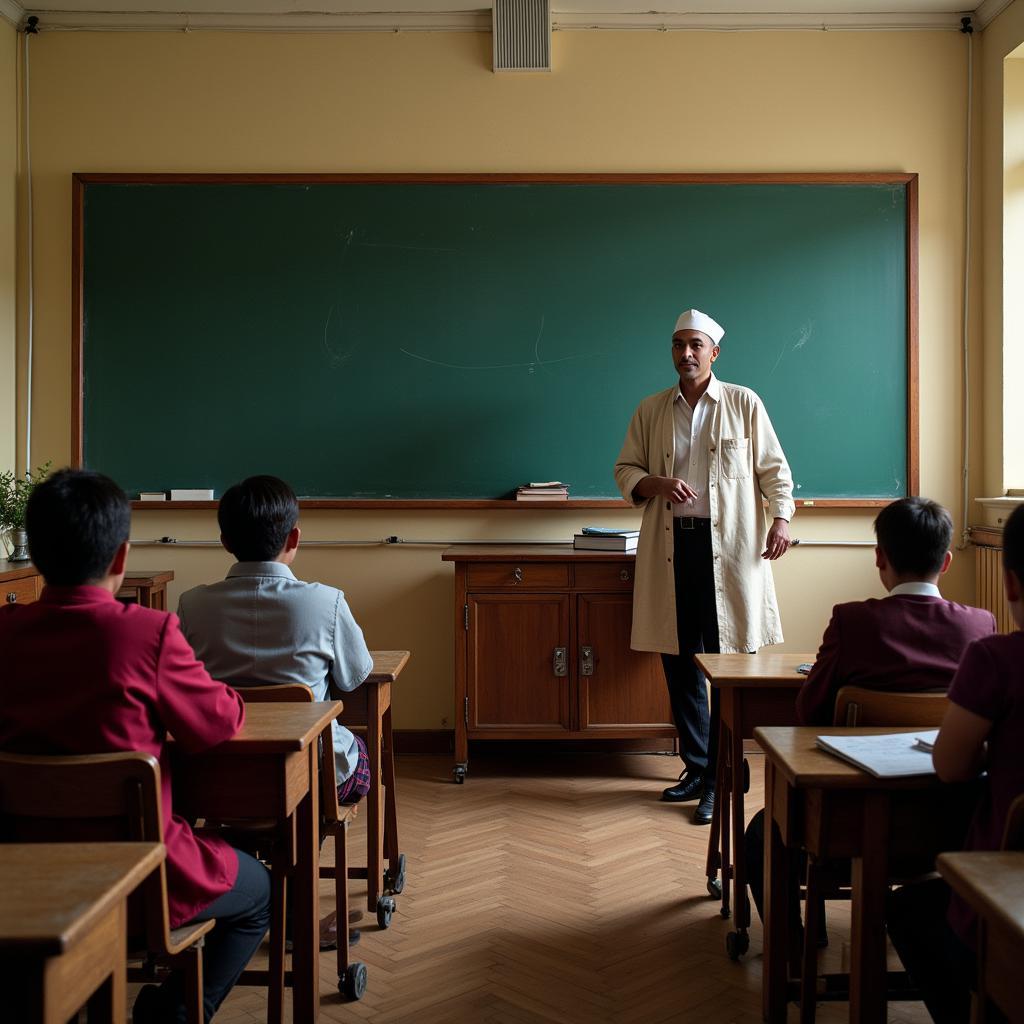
21, 16, 39, 474
960, 16, 975, 549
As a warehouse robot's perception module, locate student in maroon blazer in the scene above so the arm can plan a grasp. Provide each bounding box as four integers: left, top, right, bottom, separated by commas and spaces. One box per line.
743, 496, 995, 948
0, 469, 270, 1024
796, 503, 997, 726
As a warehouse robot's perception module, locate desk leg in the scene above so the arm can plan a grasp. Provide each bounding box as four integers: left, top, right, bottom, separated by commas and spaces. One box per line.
383, 701, 400, 868
731, 712, 749, 935
849, 793, 890, 1024
293, 744, 320, 1024
705, 720, 726, 903
763, 760, 790, 1024
367, 684, 384, 916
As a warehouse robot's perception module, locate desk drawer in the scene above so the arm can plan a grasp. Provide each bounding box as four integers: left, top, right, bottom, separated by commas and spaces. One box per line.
3, 575, 39, 605
467, 563, 570, 589
574, 563, 635, 591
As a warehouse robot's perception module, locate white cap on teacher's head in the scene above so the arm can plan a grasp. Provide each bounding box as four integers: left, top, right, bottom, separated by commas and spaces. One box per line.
673, 309, 725, 345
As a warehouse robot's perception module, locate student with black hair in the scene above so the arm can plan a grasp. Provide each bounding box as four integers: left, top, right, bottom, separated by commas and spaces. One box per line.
887, 501, 1024, 1024
0, 469, 271, 1024
177, 474, 373, 950
743, 496, 994, 945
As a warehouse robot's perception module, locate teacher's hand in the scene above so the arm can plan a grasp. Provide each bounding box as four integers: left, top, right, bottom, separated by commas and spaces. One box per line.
657, 476, 701, 504
762, 518, 792, 560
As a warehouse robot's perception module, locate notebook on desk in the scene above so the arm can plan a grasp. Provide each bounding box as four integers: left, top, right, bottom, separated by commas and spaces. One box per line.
816, 730, 939, 778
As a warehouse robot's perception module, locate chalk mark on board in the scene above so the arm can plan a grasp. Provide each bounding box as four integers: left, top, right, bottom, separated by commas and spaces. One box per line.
530, 315, 547, 376
768, 320, 814, 376
399, 346, 586, 373
322, 304, 357, 369
357, 242, 458, 254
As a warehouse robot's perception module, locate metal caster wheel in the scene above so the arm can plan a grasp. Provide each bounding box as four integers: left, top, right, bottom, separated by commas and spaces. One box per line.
339, 961, 368, 1001
725, 930, 749, 961
377, 894, 396, 929
453, 765, 466, 784
706, 877, 722, 899
385, 853, 407, 895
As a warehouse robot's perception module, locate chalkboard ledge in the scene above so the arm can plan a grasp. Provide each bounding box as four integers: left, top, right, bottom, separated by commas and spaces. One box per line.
130, 499, 635, 510
130, 498, 891, 511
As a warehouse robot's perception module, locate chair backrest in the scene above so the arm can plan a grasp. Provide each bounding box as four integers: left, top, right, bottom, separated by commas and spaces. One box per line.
234, 686, 341, 826
833, 686, 950, 727
1001, 794, 1024, 851
233, 683, 314, 704
0, 750, 172, 950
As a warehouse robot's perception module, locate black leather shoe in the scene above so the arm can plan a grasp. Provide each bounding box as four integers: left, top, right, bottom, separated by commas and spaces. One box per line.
693, 784, 716, 825
661, 770, 705, 802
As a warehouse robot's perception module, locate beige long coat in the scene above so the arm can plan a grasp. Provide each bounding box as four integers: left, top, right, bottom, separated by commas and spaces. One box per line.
614, 380, 796, 655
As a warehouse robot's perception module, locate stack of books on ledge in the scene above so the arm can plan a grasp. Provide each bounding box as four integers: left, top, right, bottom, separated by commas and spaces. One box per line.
516, 482, 569, 501
573, 527, 641, 552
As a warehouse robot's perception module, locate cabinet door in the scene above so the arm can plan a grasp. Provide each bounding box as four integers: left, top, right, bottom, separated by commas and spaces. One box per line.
468, 593, 573, 732
577, 593, 673, 730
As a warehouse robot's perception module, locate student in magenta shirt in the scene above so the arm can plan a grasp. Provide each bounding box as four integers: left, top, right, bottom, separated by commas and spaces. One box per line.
887, 501, 1024, 1024
0, 470, 270, 1024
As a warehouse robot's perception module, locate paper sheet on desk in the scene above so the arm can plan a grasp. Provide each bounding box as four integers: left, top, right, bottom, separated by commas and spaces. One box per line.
816, 731, 938, 778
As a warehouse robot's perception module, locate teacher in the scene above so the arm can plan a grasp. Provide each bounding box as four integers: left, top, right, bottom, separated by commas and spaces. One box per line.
614, 309, 795, 825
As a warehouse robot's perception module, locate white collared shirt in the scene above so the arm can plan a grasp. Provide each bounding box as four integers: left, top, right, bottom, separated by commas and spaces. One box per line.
889, 581, 942, 598
672, 373, 721, 519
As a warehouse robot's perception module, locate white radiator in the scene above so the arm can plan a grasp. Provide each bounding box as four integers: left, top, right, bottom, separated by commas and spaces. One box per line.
976, 543, 1015, 634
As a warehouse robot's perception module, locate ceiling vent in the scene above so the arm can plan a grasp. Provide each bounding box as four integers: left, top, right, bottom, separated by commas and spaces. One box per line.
492, 0, 551, 73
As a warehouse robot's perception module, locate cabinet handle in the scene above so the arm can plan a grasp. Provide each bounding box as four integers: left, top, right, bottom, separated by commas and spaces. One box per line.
581, 646, 594, 677
5, 592, 17, 604
553, 646, 567, 677
619, 568, 631, 582
512, 567, 523, 584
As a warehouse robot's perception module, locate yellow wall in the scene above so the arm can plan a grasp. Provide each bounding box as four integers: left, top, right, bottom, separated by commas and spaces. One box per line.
981, 1, 1024, 494
14, 28, 976, 729
0, 21, 15, 475
1004, 50, 1024, 489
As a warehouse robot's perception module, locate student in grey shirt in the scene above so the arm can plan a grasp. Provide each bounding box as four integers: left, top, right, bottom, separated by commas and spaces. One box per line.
178, 476, 374, 951
178, 476, 374, 802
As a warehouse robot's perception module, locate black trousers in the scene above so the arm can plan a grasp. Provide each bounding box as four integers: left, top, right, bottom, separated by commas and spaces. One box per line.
660, 518, 720, 776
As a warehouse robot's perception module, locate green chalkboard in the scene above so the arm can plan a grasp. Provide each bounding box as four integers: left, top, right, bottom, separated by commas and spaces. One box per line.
75, 175, 916, 503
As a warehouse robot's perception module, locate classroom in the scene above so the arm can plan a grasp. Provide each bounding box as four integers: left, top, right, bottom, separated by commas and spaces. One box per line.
1, 0, 1024, 1021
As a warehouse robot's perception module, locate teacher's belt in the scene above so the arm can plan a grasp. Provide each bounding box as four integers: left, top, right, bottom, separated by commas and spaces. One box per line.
673, 516, 711, 531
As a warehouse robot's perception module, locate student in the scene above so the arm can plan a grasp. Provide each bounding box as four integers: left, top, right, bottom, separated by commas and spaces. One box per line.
177, 474, 373, 948
0, 469, 270, 1024
887, 501, 1024, 1024
744, 496, 995, 937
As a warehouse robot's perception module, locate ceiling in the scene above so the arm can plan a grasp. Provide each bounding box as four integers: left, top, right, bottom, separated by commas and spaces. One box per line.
4, 0, 1010, 34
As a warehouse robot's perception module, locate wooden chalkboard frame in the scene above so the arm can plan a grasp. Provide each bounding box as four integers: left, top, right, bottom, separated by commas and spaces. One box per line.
71, 172, 919, 510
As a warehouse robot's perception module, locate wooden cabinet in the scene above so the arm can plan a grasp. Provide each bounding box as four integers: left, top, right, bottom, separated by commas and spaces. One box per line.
442, 546, 674, 781
0, 560, 43, 606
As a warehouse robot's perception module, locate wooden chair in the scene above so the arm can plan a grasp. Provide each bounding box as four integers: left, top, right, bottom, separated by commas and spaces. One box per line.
798, 688, 950, 1022
835, 685, 950, 727
231, 684, 366, 1017
0, 750, 214, 1024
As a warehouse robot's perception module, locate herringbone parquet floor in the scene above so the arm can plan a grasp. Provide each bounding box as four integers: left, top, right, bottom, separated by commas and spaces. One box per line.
159, 752, 933, 1024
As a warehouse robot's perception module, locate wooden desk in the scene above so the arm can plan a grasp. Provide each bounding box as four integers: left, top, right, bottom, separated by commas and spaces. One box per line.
696, 652, 809, 958
173, 701, 342, 1023
0, 560, 173, 609
337, 650, 410, 922
0, 842, 164, 1024
756, 725, 957, 1024
938, 851, 1024, 1023
118, 569, 175, 610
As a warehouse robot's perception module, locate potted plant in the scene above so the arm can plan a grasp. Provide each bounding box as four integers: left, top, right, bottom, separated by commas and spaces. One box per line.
0, 463, 51, 561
